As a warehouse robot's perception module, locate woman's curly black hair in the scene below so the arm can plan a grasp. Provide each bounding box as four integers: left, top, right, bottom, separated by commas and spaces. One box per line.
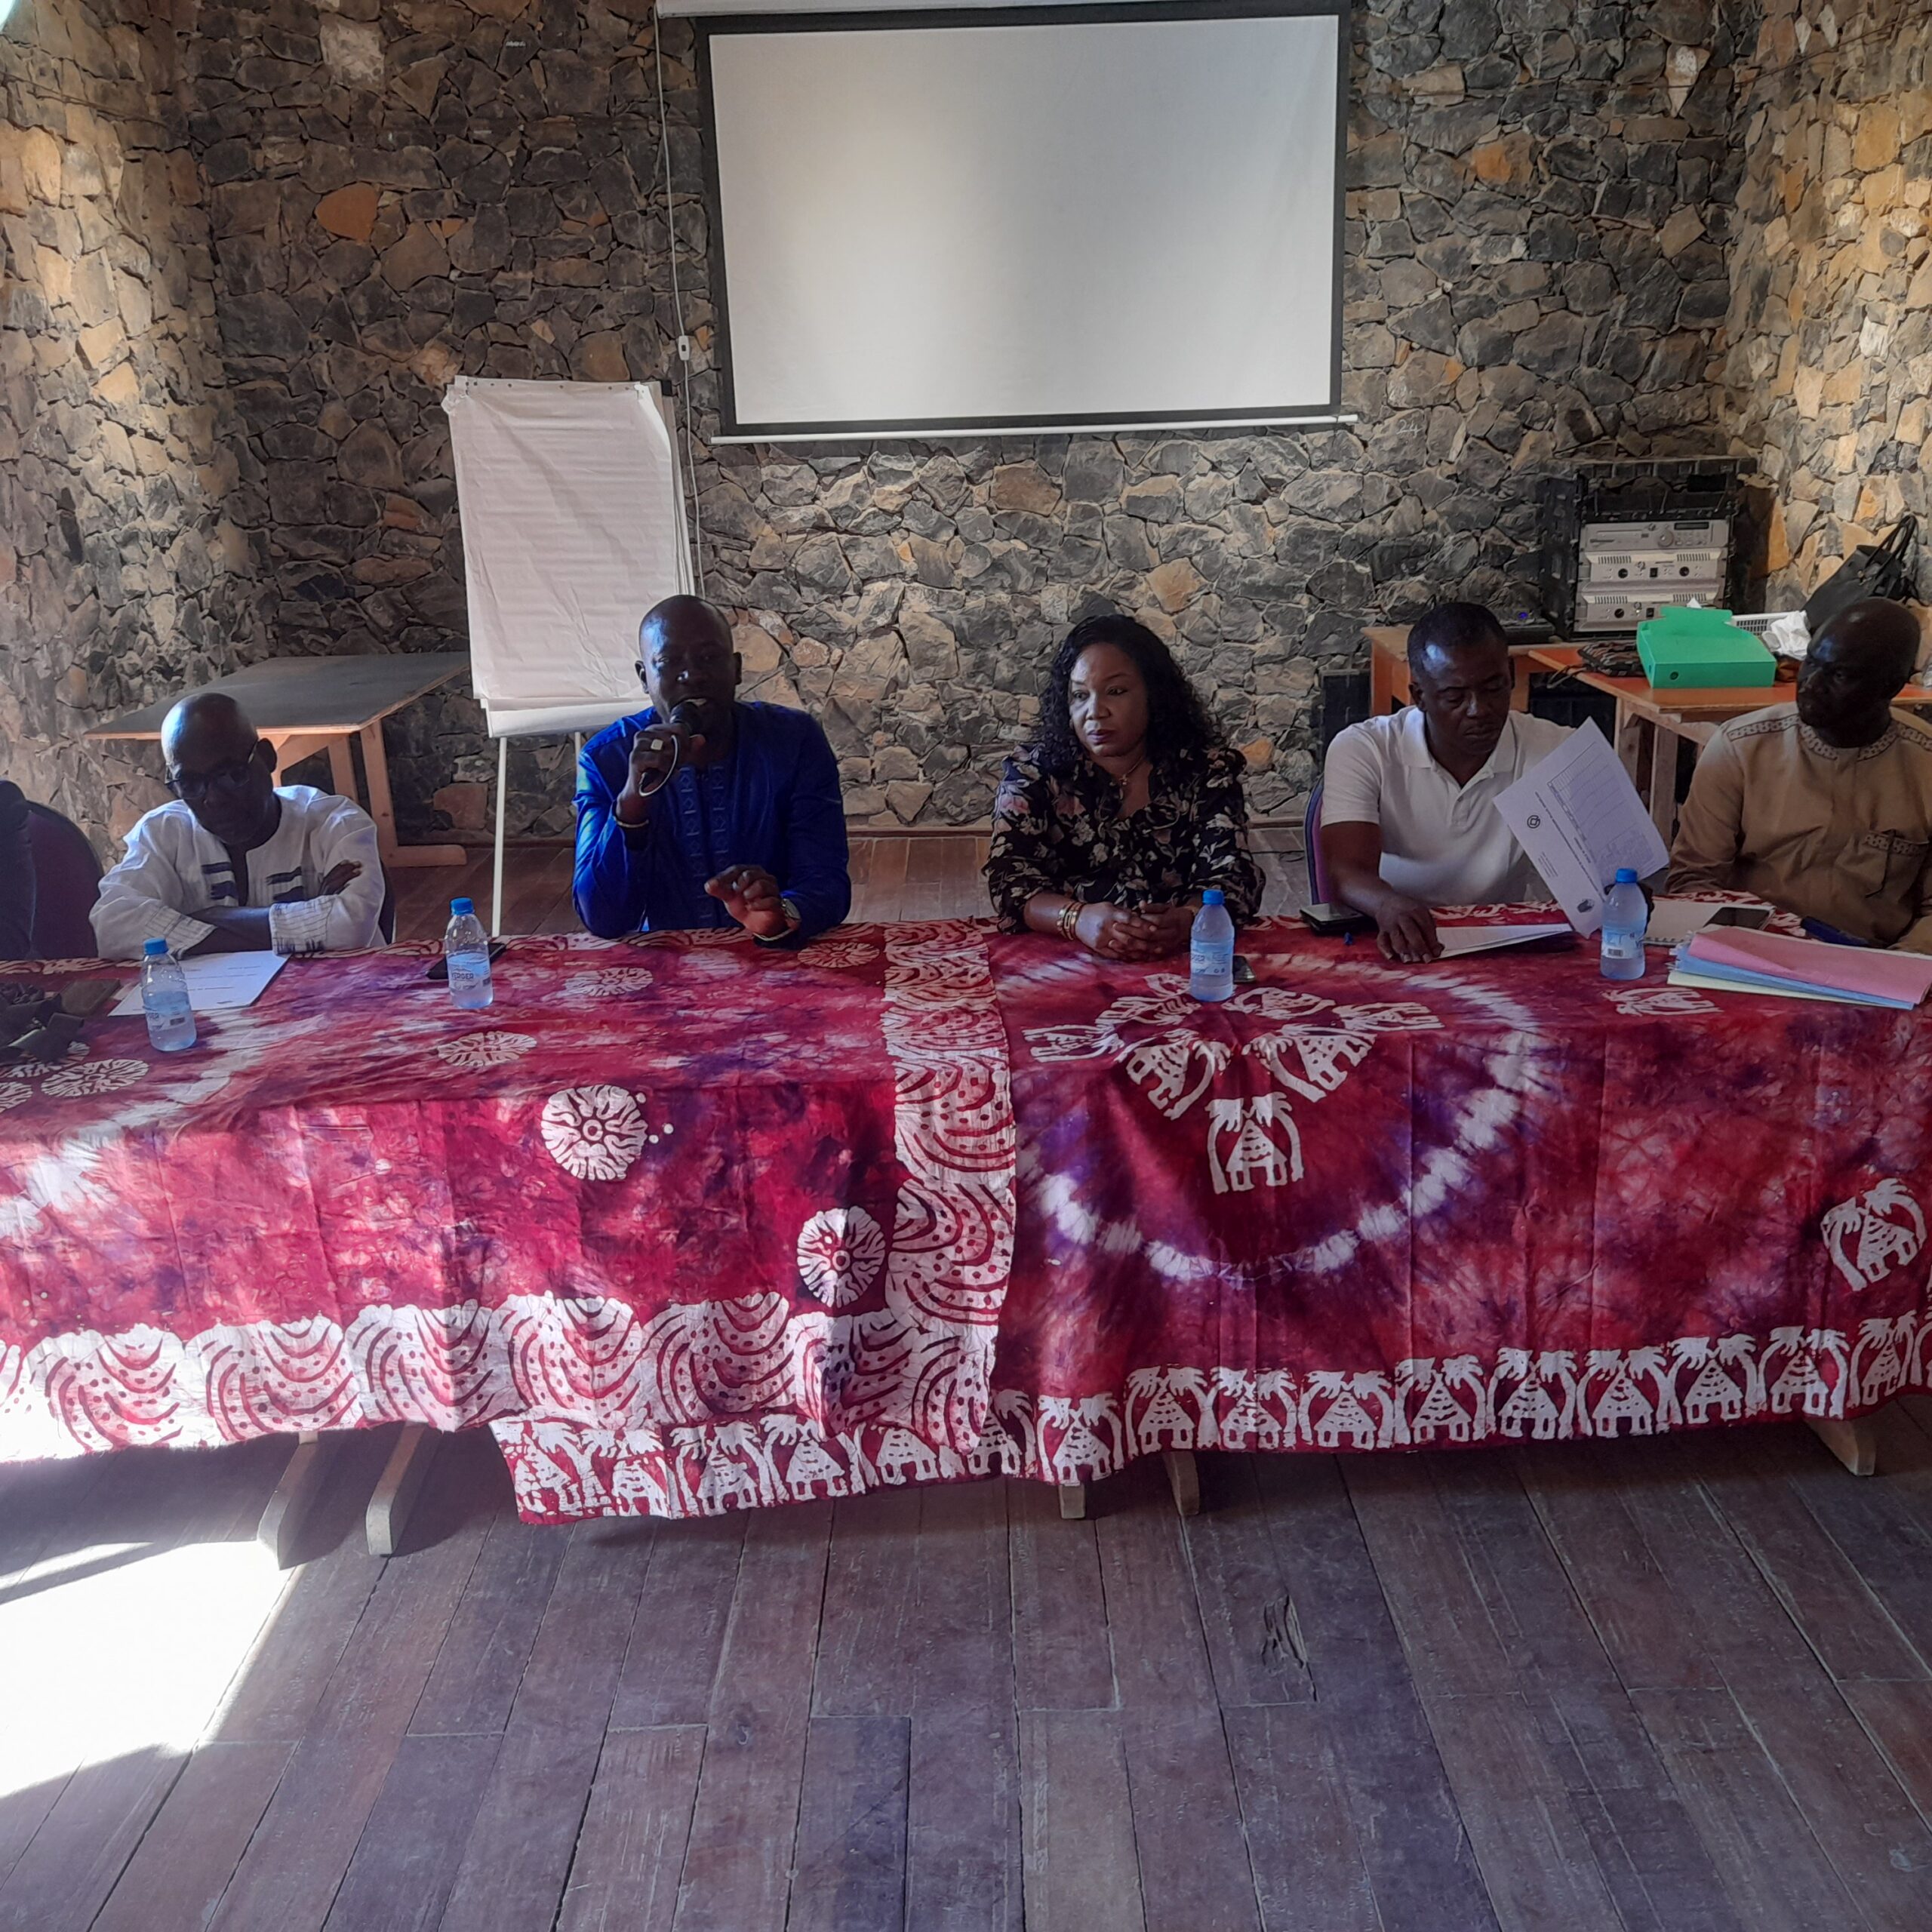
1032, 613, 1225, 779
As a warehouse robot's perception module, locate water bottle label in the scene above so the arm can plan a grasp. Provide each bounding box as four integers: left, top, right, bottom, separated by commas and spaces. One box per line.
1192, 943, 1230, 977
1601, 932, 1641, 961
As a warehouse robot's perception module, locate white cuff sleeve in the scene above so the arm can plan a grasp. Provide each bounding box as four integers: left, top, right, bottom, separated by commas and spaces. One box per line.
268, 897, 334, 958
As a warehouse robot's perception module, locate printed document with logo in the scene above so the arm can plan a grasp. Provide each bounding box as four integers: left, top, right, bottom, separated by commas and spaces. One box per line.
1491, 719, 1669, 935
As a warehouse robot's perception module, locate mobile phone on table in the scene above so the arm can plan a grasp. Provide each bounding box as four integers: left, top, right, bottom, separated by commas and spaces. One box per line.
424, 941, 509, 982
1709, 905, 1771, 931
1300, 903, 1375, 937
1231, 955, 1257, 986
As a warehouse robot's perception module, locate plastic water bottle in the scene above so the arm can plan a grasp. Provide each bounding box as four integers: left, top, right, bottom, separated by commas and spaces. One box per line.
1600, 867, 1647, 981
140, 938, 197, 1051
1189, 888, 1236, 1003
444, 897, 494, 1010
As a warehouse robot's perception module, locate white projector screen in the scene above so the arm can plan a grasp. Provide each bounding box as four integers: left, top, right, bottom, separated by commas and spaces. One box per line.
698, 4, 1346, 441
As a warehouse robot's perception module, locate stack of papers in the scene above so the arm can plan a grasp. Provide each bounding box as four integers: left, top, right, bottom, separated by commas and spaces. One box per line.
1434, 923, 1574, 958
1670, 928, 1932, 1010
110, 952, 288, 1017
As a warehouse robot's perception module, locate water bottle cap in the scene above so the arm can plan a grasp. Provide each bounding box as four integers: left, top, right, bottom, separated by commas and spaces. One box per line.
1614, 868, 1638, 884
1201, 888, 1225, 906
451, 897, 474, 915
143, 938, 168, 957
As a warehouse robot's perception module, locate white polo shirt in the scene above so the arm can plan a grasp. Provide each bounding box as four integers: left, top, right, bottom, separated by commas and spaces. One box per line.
1322, 708, 1573, 907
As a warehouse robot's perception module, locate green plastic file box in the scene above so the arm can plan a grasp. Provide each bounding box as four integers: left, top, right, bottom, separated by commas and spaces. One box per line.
1635, 608, 1777, 688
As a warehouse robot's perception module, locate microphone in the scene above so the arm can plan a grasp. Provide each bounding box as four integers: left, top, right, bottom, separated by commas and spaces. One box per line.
668, 700, 710, 737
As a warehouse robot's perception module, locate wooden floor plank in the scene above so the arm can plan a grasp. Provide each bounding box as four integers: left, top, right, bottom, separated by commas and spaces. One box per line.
208, 1451, 494, 1932
1776, 1402, 1932, 1673
906, 1709, 1023, 1932
904, 1483, 1021, 1932
1518, 1441, 1725, 1693
1122, 1707, 1262, 1932
213, 1429, 400, 1745
1223, 1704, 1380, 1932
1009, 1477, 1115, 1714
851, 836, 910, 923
610, 1512, 748, 1731
409, 1470, 570, 1739
1252, 1457, 1497, 1932
1422, 1690, 1624, 1932
1631, 1687, 1864, 1932
671, 1503, 832, 1932
1180, 1457, 1315, 1710
909, 1479, 1014, 1718
1841, 1680, 1932, 1830
1418, 1455, 1744, 1932
1019, 1709, 1146, 1932
0, 1438, 288, 1913
1094, 1460, 1220, 1711
1696, 1429, 1930, 1685
321, 1732, 500, 1932
436, 1518, 659, 1932
90, 1741, 294, 1932
812, 1486, 924, 1717
554, 1726, 706, 1932
1727, 1671, 1932, 1925
786, 1715, 911, 1932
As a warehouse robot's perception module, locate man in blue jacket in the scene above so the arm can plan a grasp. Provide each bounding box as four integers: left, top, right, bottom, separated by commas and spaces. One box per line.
574, 595, 851, 943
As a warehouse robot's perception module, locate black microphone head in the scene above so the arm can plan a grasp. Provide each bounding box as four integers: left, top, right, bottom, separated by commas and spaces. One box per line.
669, 700, 711, 734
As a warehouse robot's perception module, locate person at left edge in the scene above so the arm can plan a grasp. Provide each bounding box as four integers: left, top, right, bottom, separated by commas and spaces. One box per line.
0, 778, 37, 959
574, 595, 852, 943
91, 692, 385, 960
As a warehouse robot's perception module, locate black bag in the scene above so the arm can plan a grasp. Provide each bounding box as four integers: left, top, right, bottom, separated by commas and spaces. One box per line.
1803, 515, 1918, 632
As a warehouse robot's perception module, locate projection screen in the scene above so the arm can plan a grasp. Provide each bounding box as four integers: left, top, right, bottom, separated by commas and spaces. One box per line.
697, 3, 1346, 441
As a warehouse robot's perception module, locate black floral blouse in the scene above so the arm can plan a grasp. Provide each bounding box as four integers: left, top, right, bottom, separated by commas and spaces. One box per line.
985, 743, 1264, 931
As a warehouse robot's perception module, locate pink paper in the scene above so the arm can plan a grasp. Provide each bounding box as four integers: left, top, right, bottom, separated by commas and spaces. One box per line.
1685, 926, 1932, 1004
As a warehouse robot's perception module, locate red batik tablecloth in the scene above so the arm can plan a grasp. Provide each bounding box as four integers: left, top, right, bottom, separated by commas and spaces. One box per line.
3, 916, 1930, 1522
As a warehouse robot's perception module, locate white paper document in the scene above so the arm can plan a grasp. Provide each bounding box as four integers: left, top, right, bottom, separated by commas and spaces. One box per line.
1434, 923, 1573, 958
1644, 897, 1776, 947
112, 952, 287, 1017
1491, 721, 1669, 936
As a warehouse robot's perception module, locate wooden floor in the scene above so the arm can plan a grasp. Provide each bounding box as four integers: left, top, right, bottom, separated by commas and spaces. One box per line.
7, 841, 1932, 1932
389, 826, 1314, 939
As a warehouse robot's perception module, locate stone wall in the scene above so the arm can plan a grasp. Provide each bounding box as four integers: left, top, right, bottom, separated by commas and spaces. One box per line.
179, 0, 1745, 839
1724, 0, 1932, 608
0, 0, 263, 848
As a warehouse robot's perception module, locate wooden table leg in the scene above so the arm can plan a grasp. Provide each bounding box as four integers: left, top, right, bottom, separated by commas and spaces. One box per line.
1057, 1483, 1088, 1520
1646, 723, 1681, 841
1806, 1412, 1878, 1476
257, 1431, 333, 1570
326, 737, 357, 800
366, 1424, 437, 1557
358, 720, 465, 869
1163, 1450, 1201, 1518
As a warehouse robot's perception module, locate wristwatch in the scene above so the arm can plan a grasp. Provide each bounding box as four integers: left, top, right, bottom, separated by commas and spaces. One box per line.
755, 895, 804, 944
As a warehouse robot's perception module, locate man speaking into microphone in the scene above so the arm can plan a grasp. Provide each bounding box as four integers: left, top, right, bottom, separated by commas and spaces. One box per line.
573, 595, 851, 943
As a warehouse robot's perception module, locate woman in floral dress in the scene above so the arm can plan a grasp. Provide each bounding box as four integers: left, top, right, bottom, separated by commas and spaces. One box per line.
985, 613, 1263, 960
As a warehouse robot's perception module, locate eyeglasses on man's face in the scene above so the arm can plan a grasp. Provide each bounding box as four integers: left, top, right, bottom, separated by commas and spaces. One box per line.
167, 750, 261, 801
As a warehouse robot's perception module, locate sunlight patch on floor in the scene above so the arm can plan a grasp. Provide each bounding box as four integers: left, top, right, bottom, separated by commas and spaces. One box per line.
0, 1537, 289, 1801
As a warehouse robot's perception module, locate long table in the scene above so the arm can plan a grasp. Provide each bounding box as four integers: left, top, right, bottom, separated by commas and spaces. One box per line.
5, 918, 1929, 1524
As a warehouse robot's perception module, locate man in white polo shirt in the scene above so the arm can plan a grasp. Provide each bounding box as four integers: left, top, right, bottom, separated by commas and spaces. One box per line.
1320, 602, 1571, 961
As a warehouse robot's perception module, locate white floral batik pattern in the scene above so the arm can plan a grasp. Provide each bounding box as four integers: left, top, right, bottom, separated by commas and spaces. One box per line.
40, 1058, 148, 1100
540, 1085, 649, 1181
795, 1207, 888, 1308
563, 969, 655, 998
434, 1031, 538, 1069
